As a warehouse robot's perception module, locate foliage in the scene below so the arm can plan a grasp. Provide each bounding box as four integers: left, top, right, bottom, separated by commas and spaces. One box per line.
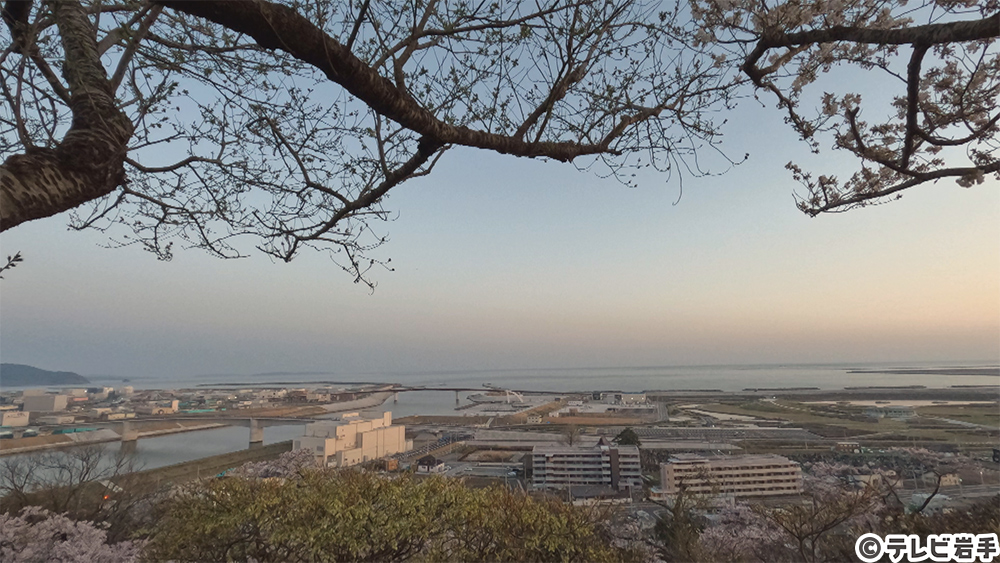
692, 0, 999, 214
145, 469, 634, 562
0, 506, 144, 563
614, 427, 642, 446
651, 488, 707, 562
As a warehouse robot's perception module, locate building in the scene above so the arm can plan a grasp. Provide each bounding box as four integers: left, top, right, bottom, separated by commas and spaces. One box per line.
528, 437, 641, 492
135, 400, 178, 415
592, 392, 647, 405
608, 393, 647, 405
849, 471, 900, 489
569, 485, 633, 506
835, 441, 860, 453
21, 394, 68, 412
660, 454, 803, 498
293, 412, 410, 467
1, 411, 30, 427
37, 415, 76, 425
922, 472, 961, 487
84, 408, 113, 419
416, 455, 446, 473
864, 406, 916, 419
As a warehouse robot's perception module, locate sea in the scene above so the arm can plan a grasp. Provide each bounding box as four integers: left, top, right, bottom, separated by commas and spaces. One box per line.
78, 360, 1000, 393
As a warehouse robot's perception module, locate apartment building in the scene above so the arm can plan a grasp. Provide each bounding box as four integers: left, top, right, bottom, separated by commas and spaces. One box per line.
528, 437, 641, 492
660, 454, 803, 498
294, 411, 410, 467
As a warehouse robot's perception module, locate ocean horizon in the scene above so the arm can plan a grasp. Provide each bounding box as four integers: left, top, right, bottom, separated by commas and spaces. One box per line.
71, 360, 1000, 393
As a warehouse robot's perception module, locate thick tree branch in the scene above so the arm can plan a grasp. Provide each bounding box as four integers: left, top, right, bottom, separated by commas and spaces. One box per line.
153, 0, 614, 162
742, 14, 999, 84
900, 44, 928, 168
1, 0, 133, 231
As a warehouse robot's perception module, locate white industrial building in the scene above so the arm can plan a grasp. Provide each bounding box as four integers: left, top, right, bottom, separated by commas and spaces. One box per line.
294, 412, 411, 467
1, 411, 30, 427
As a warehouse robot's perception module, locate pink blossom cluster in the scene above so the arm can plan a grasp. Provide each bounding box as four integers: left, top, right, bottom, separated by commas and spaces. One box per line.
0, 506, 144, 563
226, 448, 317, 479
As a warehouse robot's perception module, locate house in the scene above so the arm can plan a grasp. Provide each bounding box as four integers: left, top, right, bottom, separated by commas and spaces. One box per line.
416, 455, 446, 473
848, 471, 900, 489
922, 472, 961, 487
569, 485, 633, 506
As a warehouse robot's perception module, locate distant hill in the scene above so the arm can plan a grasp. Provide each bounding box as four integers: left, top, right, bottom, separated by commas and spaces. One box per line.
0, 364, 90, 386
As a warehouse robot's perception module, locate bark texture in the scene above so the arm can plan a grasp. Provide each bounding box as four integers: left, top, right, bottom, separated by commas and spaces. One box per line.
1, 0, 133, 231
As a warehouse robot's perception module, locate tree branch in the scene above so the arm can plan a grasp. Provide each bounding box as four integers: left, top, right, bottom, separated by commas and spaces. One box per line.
153, 0, 611, 162
1, 0, 134, 231
742, 14, 999, 84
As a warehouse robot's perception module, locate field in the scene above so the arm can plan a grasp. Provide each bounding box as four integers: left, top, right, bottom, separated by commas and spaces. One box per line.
914, 405, 1000, 428
693, 400, 993, 444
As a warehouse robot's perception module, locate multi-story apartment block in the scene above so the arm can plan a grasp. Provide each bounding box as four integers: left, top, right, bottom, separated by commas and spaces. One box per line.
528, 437, 641, 492
660, 454, 803, 498
294, 411, 410, 467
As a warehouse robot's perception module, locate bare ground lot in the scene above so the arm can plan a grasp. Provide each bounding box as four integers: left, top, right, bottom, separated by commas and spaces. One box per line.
695, 401, 994, 443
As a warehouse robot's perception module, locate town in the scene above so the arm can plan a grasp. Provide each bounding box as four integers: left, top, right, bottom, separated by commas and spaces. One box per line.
3, 381, 997, 522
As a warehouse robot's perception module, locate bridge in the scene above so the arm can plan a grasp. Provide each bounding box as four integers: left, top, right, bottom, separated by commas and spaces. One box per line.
28, 386, 562, 448
31, 415, 319, 449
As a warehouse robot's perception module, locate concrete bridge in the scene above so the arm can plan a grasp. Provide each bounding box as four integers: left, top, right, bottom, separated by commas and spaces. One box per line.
115, 416, 312, 445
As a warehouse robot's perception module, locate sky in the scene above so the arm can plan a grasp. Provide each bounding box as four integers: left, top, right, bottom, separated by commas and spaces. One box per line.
1, 78, 998, 382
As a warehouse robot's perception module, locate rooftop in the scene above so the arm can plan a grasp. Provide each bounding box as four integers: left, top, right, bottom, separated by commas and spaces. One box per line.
666, 453, 798, 467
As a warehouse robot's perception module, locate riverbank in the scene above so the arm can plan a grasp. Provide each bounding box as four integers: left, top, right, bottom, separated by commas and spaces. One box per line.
130, 441, 294, 486
0, 391, 394, 457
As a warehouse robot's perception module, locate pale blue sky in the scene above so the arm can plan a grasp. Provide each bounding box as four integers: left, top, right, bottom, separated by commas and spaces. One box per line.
1, 96, 998, 379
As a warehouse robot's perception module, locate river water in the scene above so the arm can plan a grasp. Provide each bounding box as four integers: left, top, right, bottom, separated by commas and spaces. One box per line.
1, 390, 476, 473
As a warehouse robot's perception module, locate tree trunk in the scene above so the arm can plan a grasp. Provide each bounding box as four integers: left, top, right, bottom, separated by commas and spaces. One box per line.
0, 0, 133, 232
